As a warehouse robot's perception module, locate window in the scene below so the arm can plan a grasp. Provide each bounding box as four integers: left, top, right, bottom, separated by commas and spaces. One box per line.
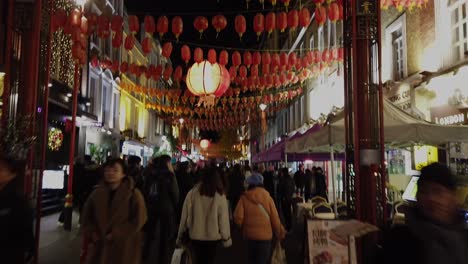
309, 34, 315, 50
386, 14, 407, 81
449, 0, 468, 62
89, 75, 99, 115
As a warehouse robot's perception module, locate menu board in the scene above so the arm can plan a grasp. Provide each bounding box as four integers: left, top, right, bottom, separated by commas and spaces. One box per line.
308, 220, 355, 264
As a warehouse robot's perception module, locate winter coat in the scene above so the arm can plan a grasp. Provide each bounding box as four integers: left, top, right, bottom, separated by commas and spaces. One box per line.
315, 173, 328, 201
143, 167, 179, 218
234, 187, 286, 241
0, 180, 34, 264
81, 177, 148, 264
383, 209, 468, 264
177, 184, 232, 247
263, 171, 275, 198
294, 170, 306, 190
278, 175, 295, 201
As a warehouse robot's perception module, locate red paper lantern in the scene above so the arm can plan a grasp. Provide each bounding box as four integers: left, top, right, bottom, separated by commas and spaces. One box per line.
239, 65, 248, 79
194, 16, 209, 38
157, 16, 169, 38
280, 52, 288, 69
86, 13, 98, 34
235, 15, 247, 40
288, 52, 297, 68
52, 9, 67, 32
112, 30, 123, 48
147, 65, 156, 79
315, 6, 327, 26
111, 15, 123, 32
251, 65, 259, 77
69, 9, 82, 28
124, 35, 135, 50
186, 61, 230, 97
142, 37, 152, 54
262, 52, 271, 65
181, 45, 191, 64
97, 15, 110, 39
162, 42, 173, 58
299, 8, 311, 28
208, 49, 217, 64
174, 66, 183, 83
253, 13, 265, 40
163, 65, 173, 80
338, 47, 344, 61
80, 17, 89, 35
322, 49, 331, 64
128, 15, 139, 34
313, 0, 325, 6
120, 62, 128, 73
269, 0, 277, 7
296, 60, 303, 70
232, 51, 242, 67
271, 53, 280, 71
314, 50, 322, 63
212, 15, 227, 38
276, 12, 287, 32
287, 10, 299, 32
194, 48, 204, 63
339, 3, 344, 21
143, 16, 156, 34
219, 50, 229, 66
72, 42, 82, 60
243, 52, 252, 68
302, 57, 309, 68
229, 66, 238, 80
253, 52, 262, 65
262, 63, 270, 75
154, 65, 163, 80
328, 3, 340, 22
172, 16, 183, 40
266, 12, 276, 35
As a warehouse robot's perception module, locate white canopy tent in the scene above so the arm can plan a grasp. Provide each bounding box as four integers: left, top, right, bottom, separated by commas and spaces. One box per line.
286, 98, 468, 153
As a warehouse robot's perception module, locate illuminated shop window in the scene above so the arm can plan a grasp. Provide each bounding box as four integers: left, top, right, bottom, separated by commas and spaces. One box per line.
449, 0, 468, 63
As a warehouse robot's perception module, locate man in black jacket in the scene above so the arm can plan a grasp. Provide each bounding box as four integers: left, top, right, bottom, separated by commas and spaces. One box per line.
0, 156, 34, 264
383, 163, 468, 264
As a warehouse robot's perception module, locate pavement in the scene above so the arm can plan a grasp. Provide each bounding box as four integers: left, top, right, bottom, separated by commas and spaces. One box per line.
37, 213, 305, 264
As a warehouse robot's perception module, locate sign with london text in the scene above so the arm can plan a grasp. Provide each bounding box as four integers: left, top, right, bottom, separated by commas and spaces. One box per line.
430, 105, 468, 125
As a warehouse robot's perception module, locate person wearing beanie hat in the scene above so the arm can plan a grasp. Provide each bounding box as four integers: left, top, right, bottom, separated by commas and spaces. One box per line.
383, 163, 468, 264
234, 172, 286, 264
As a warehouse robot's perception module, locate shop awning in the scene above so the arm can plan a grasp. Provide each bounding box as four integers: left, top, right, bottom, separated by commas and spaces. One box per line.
286, 98, 468, 153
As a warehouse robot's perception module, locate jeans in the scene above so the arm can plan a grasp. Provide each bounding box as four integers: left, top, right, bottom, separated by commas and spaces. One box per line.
191, 240, 218, 264
247, 240, 272, 264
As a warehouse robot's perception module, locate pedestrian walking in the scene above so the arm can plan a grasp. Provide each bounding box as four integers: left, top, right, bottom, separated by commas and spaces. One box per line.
142, 155, 179, 264
228, 164, 245, 212
234, 173, 286, 264
177, 167, 232, 264
314, 167, 328, 201
383, 163, 468, 264
278, 168, 295, 231
81, 159, 147, 264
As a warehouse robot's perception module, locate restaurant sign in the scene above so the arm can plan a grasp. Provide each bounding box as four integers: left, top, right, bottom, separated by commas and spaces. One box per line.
430, 105, 468, 125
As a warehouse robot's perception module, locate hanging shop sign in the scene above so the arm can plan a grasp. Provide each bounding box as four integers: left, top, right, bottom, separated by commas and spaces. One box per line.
414, 145, 438, 171
430, 105, 468, 126
385, 83, 411, 111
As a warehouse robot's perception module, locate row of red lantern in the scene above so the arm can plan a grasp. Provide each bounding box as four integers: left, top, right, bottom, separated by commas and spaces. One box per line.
381, 0, 428, 10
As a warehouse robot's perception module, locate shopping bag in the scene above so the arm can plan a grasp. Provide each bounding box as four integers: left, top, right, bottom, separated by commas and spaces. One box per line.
171, 247, 193, 264
271, 241, 287, 264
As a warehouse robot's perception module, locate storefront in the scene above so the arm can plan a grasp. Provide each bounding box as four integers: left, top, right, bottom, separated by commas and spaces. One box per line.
121, 140, 154, 165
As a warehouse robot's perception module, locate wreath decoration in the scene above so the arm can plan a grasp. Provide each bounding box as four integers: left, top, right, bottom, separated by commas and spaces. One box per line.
48, 128, 64, 151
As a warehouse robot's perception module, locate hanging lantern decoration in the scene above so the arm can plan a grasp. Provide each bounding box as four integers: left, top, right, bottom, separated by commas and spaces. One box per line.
181, 45, 191, 64
299, 7, 311, 28
162, 42, 173, 58
253, 13, 265, 40
229, 66, 237, 81
338, 3, 344, 20
112, 30, 123, 48
200, 139, 210, 149
154, 65, 163, 80
338, 47, 344, 62
144, 16, 156, 34
208, 49, 217, 64
124, 35, 135, 50
262, 52, 271, 65
186, 61, 230, 98
251, 65, 259, 77
194, 16, 209, 39
172, 16, 183, 40
316, 6, 328, 26
314, 50, 322, 63
219, 50, 229, 66
269, 0, 277, 7
174, 66, 183, 83
52, 9, 67, 32
97, 15, 110, 39
194, 48, 204, 63
329, 3, 340, 23
111, 15, 123, 33
289, 52, 297, 69
243, 51, 252, 68
212, 15, 227, 38
69, 9, 82, 28
147, 65, 156, 79
280, 52, 288, 70
253, 52, 262, 65
235, 15, 247, 40
271, 53, 280, 71
163, 65, 173, 81
276, 12, 288, 33
86, 13, 98, 34
322, 48, 331, 64
80, 17, 89, 35
281, 0, 291, 10
232, 51, 242, 67
120, 62, 128, 73
142, 37, 152, 54
266, 12, 276, 36
287, 10, 299, 32
128, 15, 139, 34
239, 65, 248, 79
157, 16, 169, 38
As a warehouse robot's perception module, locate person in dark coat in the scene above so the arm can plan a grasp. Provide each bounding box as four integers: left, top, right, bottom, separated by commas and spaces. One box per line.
294, 164, 306, 191
383, 163, 468, 264
315, 167, 328, 201
142, 155, 179, 264
175, 161, 194, 223
278, 168, 295, 231
304, 168, 316, 200
0, 156, 34, 264
228, 164, 245, 212
263, 167, 275, 199
127, 155, 143, 190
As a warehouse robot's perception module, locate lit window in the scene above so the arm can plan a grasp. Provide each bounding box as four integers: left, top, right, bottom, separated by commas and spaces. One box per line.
386, 14, 407, 81
449, 0, 468, 62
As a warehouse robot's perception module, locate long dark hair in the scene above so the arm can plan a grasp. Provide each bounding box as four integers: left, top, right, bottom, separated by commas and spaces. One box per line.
199, 167, 224, 197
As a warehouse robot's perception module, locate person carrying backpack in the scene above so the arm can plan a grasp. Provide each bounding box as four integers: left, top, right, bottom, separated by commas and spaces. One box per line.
142, 155, 179, 264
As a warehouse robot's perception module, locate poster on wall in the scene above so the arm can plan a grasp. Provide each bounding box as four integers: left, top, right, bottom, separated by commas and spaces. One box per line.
308, 220, 356, 264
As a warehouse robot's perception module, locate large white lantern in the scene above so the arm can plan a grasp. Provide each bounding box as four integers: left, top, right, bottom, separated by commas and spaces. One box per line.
186, 61, 230, 97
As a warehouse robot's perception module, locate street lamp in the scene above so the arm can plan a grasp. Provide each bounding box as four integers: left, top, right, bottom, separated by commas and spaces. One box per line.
179, 118, 184, 124
259, 103, 267, 111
